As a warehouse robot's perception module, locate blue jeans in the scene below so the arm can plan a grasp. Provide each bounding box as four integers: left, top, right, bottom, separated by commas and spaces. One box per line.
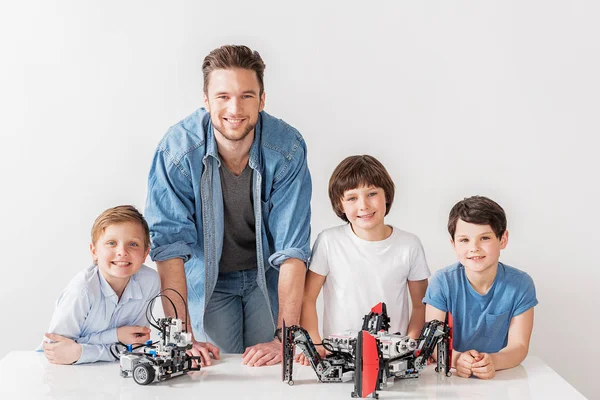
204, 269, 275, 353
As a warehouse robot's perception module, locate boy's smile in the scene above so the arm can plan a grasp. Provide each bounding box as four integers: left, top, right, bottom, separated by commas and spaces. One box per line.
358, 212, 376, 219
111, 261, 132, 267
468, 256, 485, 261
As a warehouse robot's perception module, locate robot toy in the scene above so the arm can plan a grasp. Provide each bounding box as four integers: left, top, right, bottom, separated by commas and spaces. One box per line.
117, 289, 201, 385
282, 303, 453, 398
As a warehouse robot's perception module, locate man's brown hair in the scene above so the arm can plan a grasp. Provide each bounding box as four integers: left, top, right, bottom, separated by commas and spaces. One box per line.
202, 45, 266, 95
91, 205, 151, 249
328, 155, 395, 222
448, 196, 507, 240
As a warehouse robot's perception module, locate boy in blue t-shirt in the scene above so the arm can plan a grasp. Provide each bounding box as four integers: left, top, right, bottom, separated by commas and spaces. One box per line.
423, 196, 537, 379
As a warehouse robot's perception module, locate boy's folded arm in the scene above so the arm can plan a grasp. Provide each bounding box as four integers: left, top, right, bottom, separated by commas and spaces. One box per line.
62, 276, 158, 347
76, 343, 118, 364
77, 328, 118, 345
44, 287, 91, 344
43, 289, 118, 364
43, 334, 114, 364
489, 307, 534, 371
406, 279, 428, 339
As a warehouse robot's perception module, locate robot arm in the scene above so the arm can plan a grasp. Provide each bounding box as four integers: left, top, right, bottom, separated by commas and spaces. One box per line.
282, 322, 355, 385
412, 318, 452, 375
361, 303, 391, 334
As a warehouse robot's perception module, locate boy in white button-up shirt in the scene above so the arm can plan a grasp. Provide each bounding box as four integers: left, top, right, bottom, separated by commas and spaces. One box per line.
38, 205, 160, 364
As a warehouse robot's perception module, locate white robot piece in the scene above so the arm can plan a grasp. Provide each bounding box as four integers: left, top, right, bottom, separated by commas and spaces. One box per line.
117, 289, 200, 385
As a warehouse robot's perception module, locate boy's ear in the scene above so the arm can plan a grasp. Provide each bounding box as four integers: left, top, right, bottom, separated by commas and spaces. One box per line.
449, 237, 456, 248
500, 230, 509, 249
89, 243, 98, 264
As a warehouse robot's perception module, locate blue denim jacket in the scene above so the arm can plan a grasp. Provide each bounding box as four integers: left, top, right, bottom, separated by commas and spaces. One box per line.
145, 108, 311, 338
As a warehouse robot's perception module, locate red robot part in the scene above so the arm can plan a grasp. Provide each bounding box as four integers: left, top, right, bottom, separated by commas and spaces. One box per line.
352, 331, 382, 399
370, 302, 384, 314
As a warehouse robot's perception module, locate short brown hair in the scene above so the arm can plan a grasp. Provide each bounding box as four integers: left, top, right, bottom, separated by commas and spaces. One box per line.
448, 196, 507, 240
202, 45, 266, 96
91, 205, 151, 249
328, 155, 395, 222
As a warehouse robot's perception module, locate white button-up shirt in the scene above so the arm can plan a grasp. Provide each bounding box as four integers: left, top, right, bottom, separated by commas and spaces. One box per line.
37, 264, 159, 364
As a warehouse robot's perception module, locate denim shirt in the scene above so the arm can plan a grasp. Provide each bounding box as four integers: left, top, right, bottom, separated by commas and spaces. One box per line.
145, 108, 312, 338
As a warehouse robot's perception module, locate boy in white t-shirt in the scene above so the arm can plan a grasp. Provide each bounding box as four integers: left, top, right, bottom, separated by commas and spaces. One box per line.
296, 155, 430, 364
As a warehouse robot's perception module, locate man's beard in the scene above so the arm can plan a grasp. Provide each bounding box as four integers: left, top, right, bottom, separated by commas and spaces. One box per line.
213, 125, 254, 142
213, 122, 255, 142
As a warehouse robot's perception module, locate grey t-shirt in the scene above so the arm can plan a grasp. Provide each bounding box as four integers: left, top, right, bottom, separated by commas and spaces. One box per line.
218, 163, 257, 273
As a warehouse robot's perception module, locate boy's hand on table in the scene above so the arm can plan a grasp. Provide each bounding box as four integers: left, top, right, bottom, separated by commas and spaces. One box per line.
455, 349, 480, 378
471, 352, 496, 379
42, 333, 82, 364
295, 344, 327, 366
117, 326, 151, 344
242, 339, 282, 367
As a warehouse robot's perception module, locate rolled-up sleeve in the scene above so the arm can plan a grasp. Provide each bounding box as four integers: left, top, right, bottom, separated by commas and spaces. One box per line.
423, 272, 449, 312
267, 138, 312, 269
145, 143, 198, 262
513, 273, 538, 317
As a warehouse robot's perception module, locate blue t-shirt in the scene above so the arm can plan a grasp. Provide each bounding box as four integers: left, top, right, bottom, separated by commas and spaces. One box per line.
423, 262, 537, 353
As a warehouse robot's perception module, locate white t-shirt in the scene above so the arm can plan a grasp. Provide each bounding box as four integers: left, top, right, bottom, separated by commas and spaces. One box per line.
309, 224, 430, 337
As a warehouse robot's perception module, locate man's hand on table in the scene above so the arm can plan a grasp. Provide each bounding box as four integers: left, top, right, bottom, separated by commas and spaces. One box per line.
188, 339, 220, 366
241, 339, 282, 367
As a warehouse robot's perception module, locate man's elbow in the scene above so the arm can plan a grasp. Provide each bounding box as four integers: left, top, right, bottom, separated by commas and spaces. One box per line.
280, 257, 307, 269
278, 259, 308, 282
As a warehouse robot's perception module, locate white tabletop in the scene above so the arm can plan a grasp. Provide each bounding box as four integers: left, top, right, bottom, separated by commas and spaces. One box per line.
0, 352, 585, 399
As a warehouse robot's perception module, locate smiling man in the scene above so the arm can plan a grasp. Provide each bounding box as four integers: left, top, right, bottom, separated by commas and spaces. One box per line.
145, 45, 311, 367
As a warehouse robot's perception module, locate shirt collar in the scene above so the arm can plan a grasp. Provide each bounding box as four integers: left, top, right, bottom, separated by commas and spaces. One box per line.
204, 110, 220, 165
97, 267, 144, 305
248, 113, 262, 171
